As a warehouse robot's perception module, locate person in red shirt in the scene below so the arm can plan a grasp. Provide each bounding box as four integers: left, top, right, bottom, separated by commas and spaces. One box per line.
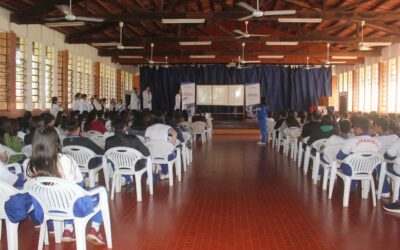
85, 110, 107, 134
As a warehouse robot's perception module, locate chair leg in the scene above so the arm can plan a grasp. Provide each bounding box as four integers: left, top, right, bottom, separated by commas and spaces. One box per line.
74, 220, 87, 250
102, 157, 110, 191
111, 173, 117, 200
38, 222, 46, 250
297, 148, 303, 168
370, 177, 376, 207
53, 221, 63, 243
322, 166, 329, 191
5, 221, 18, 250
328, 164, 337, 199
98, 188, 112, 249
88, 172, 96, 188
0, 219, 2, 240
168, 163, 174, 187
147, 161, 154, 196
135, 174, 142, 202
303, 148, 310, 175
182, 147, 187, 172
377, 163, 387, 200
175, 150, 182, 182
312, 153, 320, 185
362, 180, 370, 199
392, 181, 400, 203
343, 178, 351, 207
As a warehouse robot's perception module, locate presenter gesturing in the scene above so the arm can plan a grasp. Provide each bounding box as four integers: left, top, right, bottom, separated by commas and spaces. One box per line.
256, 98, 268, 145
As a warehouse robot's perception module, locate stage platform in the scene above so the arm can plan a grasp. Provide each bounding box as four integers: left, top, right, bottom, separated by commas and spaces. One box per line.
212, 120, 260, 135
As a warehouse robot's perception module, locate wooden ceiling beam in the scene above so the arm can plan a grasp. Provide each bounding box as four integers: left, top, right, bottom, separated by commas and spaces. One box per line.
281, 0, 321, 11
68, 34, 400, 44
366, 22, 400, 36
12, 10, 400, 24
332, 0, 375, 11
98, 48, 380, 57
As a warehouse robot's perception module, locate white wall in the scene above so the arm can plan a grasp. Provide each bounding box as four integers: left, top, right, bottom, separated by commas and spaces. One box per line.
0, 6, 137, 110
336, 43, 400, 74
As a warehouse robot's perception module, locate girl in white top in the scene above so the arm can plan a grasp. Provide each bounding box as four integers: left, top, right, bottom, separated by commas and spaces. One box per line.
50, 97, 63, 118
174, 89, 182, 110
26, 126, 105, 245
142, 85, 152, 110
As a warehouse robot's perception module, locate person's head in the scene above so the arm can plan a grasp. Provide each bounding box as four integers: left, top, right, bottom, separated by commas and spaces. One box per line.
102, 98, 107, 104
111, 98, 116, 105
117, 99, 123, 104
312, 111, 322, 122
29, 116, 45, 135
340, 112, 349, 120
82, 94, 87, 100
165, 112, 177, 127
40, 112, 56, 126
375, 117, 390, 134
152, 111, 165, 124
74, 93, 81, 100
280, 110, 288, 119
182, 110, 189, 122
52, 96, 58, 104
320, 115, 334, 126
112, 116, 129, 132
339, 119, 351, 135
267, 111, 273, 118
94, 95, 98, 101
27, 126, 62, 178
145, 85, 150, 91
64, 117, 81, 135
352, 117, 371, 135
260, 98, 267, 105
90, 97, 94, 103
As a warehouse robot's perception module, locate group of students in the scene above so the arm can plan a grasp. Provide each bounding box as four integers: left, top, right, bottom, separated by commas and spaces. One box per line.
270, 108, 400, 213
0, 101, 193, 245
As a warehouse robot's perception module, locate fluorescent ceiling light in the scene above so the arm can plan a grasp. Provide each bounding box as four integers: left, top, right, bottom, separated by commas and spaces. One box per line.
266, 41, 298, 46
45, 21, 85, 27
264, 10, 296, 16
162, 19, 205, 24
92, 42, 120, 46
332, 56, 358, 60
119, 56, 144, 59
278, 18, 323, 23
362, 42, 392, 47
190, 55, 216, 59
179, 41, 212, 46
326, 61, 347, 64
258, 55, 284, 59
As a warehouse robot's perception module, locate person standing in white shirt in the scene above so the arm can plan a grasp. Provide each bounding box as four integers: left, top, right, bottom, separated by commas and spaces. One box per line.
130, 89, 140, 111
93, 95, 102, 111
50, 96, 63, 118
174, 88, 182, 110
142, 85, 152, 110
73, 93, 82, 113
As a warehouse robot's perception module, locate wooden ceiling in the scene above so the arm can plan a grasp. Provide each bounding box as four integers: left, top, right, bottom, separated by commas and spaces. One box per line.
1, 0, 400, 65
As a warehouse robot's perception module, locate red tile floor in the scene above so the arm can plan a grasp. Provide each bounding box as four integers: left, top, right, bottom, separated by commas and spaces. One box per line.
2, 135, 400, 249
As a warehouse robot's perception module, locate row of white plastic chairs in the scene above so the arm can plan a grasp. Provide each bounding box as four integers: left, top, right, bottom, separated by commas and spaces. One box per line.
270, 127, 398, 208
0, 132, 194, 250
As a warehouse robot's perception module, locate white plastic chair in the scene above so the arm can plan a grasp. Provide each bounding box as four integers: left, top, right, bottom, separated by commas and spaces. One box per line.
182, 131, 192, 164
267, 121, 276, 144
145, 140, 181, 187
283, 127, 301, 158
320, 144, 342, 190
0, 180, 24, 250
328, 152, 383, 207
276, 130, 286, 152
21, 144, 32, 158
104, 147, 153, 202
62, 145, 110, 191
180, 121, 191, 131
271, 129, 279, 148
136, 135, 146, 143
297, 137, 309, 168
206, 118, 213, 139
377, 158, 400, 202
25, 177, 112, 250
303, 139, 327, 176
191, 121, 207, 143
2, 145, 23, 164
85, 131, 106, 149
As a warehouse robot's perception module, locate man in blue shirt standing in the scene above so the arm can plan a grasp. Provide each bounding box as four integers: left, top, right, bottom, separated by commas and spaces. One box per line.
256, 98, 268, 145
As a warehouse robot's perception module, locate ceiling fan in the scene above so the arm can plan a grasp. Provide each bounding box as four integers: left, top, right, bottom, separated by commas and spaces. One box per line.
100, 22, 143, 50
44, 0, 104, 24
322, 43, 346, 65
359, 20, 372, 51
238, 43, 261, 65
147, 43, 164, 65
233, 21, 270, 39
237, 0, 296, 21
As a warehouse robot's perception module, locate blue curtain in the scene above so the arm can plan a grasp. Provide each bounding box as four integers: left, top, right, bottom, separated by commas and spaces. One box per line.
140, 65, 332, 112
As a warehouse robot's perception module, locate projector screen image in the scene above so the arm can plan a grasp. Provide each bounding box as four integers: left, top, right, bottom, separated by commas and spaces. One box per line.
196, 85, 244, 106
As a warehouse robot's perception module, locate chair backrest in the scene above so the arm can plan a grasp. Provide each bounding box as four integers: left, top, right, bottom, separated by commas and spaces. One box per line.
24, 177, 87, 220
2, 145, 18, 158
104, 147, 145, 172
311, 138, 327, 151
342, 152, 383, 176
87, 134, 106, 149
180, 122, 191, 130
145, 140, 175, 163
136, 135, 146, 143
285, 127, 302, 139
62, 145, 97, 170
0, 180, 21, 218
321, 144, 342, 163
191, 121, 207, 134
21, 144, 32, 158
182, 131, 191, 143
267, 121, 276, 133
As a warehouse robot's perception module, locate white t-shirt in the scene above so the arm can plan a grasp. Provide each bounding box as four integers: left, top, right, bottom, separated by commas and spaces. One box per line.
145, 123, 172, 142
375, 134, 399, 154
58, 154, 83, 183
93, 100, 102, 110
130, 92, 140, 110
142, 90, 152, 110
385, 139, 400, 158
50, 103, 63, 118
338, 135, 381, 159
324, 135, 348, 148
0, 161, 18, 185
174, 94, 182, 110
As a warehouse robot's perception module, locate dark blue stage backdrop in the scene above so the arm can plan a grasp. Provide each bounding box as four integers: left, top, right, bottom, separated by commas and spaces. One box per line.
140, 65, 332, 113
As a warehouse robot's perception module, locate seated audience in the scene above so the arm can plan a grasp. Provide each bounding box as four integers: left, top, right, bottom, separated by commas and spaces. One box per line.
324, 119, 352, 148
307, 115, 339, 146
0, 117, 24, 163
85, 110, 107, 134
299, 111, 321, 141
374, 117, 399, 153
24, 116, 45, 145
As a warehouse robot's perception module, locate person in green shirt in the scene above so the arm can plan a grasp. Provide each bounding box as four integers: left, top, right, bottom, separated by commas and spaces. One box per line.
0, 117, 24, 163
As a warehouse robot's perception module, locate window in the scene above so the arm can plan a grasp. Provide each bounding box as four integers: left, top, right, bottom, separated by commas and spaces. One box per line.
15, 36, 25, 109
57, 51, 65, 106
45, 46, 54, 109
110, 67, 116, 100
343, 72, 348, 92
84, 59, 91, 95
379, 62, 388, 113
76, 56, 83, 94
348, 71, 353, 112
372, 64, 379, 112
388, 58, 397, 112
364, 65, 372, 112
0, 32, 7, 110
67, 54, 73, 108
32, 41, 41, 110
338, 73, 343, 92
353, 69, 359, 112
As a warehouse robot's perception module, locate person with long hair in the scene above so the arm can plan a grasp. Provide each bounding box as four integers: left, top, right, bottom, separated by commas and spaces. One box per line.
50, 96, 63, 118
27, 126, 106, 245
24, 115, 45, 145
0, 117, 24, 163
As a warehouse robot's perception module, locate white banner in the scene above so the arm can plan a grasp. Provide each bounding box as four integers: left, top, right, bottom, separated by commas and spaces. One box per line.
181, 82, 195, 116
245, 83, 261, 119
